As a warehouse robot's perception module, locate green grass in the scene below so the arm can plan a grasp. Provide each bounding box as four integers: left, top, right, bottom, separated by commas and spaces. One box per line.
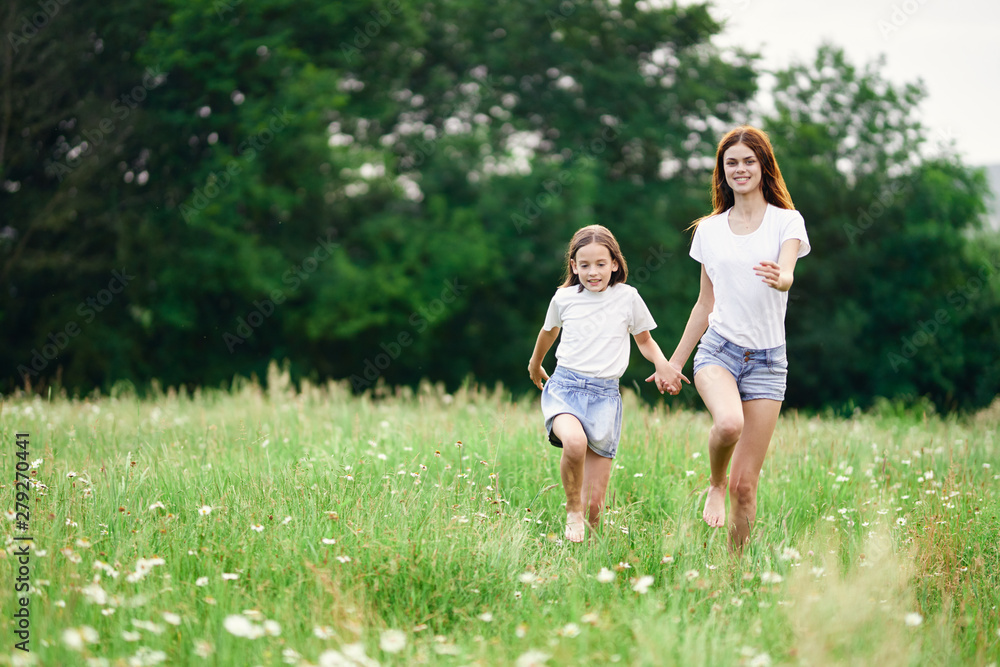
1, 365, 998, 666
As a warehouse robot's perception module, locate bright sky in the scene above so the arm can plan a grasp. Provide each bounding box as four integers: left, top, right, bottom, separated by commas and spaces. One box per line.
696, 0, 1000, 166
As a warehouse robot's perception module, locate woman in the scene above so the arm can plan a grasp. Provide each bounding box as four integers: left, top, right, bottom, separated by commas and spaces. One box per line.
660, 126, 810, 552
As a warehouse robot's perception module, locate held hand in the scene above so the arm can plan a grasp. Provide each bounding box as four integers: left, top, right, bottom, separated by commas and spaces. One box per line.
528, 362, 549, 390
662, 361, 691, 395
645, 362, 690, 395
754, 260, 792, 292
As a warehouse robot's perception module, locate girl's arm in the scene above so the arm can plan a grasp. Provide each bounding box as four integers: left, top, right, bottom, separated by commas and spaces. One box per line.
635, 330, 689, 394
667, 265, 715, 371
527, 327, 560, 390
754, 239, 802, 292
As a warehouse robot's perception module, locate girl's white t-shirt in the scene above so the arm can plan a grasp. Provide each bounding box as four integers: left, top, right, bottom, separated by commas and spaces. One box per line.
542, 283, 656, 379
691, 204, 811, 350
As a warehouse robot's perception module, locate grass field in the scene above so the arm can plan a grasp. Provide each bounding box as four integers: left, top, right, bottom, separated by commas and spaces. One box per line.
2, 365, 999, 666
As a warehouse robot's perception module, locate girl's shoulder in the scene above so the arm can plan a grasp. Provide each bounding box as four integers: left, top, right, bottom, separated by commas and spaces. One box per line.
550, 285, 581, 303
552, 283, 637, 304
609, 282, 638, 297
605, 283, 643, 305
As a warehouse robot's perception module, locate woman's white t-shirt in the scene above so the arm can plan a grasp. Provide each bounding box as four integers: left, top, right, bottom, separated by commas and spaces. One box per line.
690, 204, 811, 349
542, 283, 656, 379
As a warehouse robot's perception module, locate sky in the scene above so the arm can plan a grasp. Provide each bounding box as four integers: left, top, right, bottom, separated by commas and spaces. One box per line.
694, 0, 1000, 167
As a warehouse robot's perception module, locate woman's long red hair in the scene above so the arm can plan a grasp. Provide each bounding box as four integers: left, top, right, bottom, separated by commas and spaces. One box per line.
691, 126, 794, 229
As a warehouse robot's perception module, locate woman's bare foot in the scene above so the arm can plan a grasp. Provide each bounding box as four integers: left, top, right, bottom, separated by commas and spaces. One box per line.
702, 484, 727, 527
565, 510, 586, 542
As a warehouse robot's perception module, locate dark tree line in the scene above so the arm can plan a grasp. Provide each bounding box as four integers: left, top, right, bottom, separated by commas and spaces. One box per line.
2, 1, 997, 411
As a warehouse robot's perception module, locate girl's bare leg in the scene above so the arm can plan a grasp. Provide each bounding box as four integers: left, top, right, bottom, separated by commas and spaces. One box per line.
552, 414, 589, 542
580, 447, 615, 529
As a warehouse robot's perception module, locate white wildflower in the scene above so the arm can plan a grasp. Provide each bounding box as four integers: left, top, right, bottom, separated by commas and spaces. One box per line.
515, 649, 551, 667
224, 614, 264, 639
126, 557, 166, 583
62, 626, 99, 651
631, 575, 654, 594
558, 622, 581, 637
379, 629, 407, 653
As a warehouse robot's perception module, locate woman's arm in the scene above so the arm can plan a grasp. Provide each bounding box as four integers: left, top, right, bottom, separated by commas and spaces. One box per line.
669, 265, 715, 371
754, 239, 801, 292
527, 327, 560, 390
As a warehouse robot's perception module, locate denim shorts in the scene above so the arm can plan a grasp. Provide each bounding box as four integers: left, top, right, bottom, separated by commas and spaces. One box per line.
541, 366, 622, 459
692, 327, 788, 401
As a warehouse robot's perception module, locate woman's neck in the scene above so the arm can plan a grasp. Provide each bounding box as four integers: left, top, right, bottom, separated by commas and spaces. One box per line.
731, 190, 767, 216
728, 190, 768, 234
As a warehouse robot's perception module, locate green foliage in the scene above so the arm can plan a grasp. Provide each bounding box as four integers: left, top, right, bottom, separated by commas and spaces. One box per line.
0, 5, 996, 412
766, 45, 999, 411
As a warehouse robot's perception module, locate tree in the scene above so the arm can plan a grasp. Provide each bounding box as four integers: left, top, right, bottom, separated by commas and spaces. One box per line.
0, 0, 172, 389
765, 45, 998, 411
2, 0, 759, 395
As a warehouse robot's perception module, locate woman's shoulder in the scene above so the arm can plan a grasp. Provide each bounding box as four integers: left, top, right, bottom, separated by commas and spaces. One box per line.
767, 204, 805, 225
695, 210, 729, 233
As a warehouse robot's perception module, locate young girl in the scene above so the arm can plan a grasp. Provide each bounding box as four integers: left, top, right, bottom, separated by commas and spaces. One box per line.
662, 126, 810, 552
528, 225, 687, 543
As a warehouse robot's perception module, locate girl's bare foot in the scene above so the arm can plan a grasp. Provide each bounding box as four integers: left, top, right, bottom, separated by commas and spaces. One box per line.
565, 511, 586, 542
702, 484, 727, 527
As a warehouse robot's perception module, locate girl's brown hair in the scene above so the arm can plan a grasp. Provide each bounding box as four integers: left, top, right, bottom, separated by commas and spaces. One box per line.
561, 225, 628, 292
691, 126, 795, 229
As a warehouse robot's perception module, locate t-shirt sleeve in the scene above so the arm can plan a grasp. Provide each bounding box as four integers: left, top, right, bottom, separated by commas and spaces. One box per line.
780, 210, 811, 258
689, 223, 704, 263
542, 293, 562, 331
629, 290, 657, 334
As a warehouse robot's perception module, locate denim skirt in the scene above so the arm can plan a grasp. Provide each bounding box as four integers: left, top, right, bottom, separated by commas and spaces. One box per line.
541, 366, 623, 459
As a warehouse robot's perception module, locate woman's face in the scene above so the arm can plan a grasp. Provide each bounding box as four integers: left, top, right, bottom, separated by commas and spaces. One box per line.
723, 142, 762, 196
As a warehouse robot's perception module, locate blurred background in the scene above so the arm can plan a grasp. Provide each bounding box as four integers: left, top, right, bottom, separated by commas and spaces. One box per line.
1, 0, 998, 413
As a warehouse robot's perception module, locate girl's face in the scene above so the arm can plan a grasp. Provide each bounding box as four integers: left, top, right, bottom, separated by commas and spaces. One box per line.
723, 142, 761, 195
571, 242, 618, 293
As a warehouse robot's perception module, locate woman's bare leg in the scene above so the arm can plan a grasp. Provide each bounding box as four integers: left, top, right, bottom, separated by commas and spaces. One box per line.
728, 399, 782, 551
694, 365, 744, 527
